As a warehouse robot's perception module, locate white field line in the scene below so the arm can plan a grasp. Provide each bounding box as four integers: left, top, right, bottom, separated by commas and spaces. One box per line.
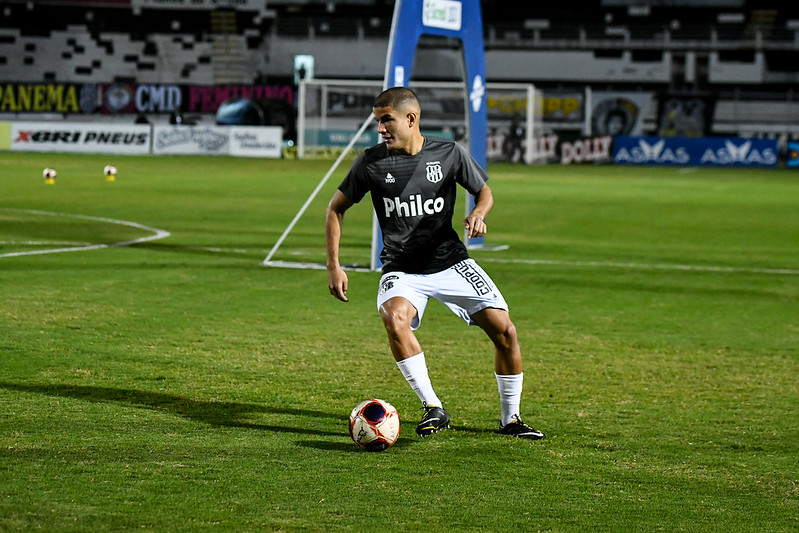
263, 250, 799, 276
478, 257, 799, 276
0, 208, 170, 258
7, 209, 792, 277
262, 259, 373, 273
194, 247, 251, 254
0, 240, 93, 246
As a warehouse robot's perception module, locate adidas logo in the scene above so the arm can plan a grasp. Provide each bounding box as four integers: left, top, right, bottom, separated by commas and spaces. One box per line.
385, 173, 395, 183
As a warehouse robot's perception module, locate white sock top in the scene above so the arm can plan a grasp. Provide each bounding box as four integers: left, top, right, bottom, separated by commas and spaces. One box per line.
495, 372, 523, 427
396, 352, 442, 408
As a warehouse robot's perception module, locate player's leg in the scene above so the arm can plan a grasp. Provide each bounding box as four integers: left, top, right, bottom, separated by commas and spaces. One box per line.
470, 307, 521, 374
434, 258, 544, 441
378, 296, 422, 362
471, 308, 544, 440
377, 276, 450, 437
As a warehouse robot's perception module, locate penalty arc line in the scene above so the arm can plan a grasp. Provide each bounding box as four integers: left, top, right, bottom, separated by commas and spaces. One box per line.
0, 208, 171, 259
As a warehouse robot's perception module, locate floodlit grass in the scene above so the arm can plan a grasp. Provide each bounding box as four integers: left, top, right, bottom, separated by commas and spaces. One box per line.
1, 152, 797, 531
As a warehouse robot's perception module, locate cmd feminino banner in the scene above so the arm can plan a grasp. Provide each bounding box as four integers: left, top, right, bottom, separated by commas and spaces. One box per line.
613, 136, 778, 167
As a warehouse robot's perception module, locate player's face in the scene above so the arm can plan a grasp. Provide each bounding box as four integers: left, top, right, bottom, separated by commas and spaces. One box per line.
373, 105, 414, 154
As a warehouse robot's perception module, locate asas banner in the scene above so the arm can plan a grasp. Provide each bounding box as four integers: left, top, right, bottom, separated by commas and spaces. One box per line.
613, 136, 778, 167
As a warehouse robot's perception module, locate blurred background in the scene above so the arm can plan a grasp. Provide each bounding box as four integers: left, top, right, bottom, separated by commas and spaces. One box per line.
1, 0, 797, 154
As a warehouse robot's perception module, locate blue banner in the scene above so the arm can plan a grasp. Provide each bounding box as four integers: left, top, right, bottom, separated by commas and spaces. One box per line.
613, 136, 778, 167
373, 0, 489, 269
787, 142, 799, 168
384, 0, 487, 168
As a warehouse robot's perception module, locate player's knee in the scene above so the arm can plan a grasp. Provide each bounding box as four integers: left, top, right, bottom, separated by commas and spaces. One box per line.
379, 303, 413, 333
490, 319, 518, 352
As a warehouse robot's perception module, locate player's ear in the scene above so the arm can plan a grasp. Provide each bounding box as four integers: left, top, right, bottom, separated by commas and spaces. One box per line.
406, 111, 417, 128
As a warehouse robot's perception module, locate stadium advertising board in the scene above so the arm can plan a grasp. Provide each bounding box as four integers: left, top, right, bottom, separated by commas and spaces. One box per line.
0, 82, 98, 114
102, 83, 295, 115
152, 125, 229, 155
560, 135, 613, 165
186, 84, 295, 112
311, 129, 379, 147
487, 132, 612, 164
527, 134, 559, 164
787, 141, 799, 168
0, 121, 9, 150
540, 93, 585, 123
229, 126, 282, 158
656, 93, 716, 137
591, 92, 652, 136
103, 83, 182, 114
152, 125, 283, 158
131, 0, 265, 10
613, 136, 779, 167
10, 122, 150, 154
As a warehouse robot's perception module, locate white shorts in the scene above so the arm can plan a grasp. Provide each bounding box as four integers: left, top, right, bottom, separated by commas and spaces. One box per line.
376, 259, 509, 330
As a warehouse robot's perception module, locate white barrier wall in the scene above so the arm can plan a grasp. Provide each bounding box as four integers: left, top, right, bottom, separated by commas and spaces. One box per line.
3, 122, 284, 158
228, 127, 283, 158
152, 125, 229, 155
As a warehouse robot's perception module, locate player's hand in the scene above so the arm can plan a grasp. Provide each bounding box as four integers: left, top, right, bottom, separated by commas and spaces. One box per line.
328, 266, 349, 302
464, 214, 487, 239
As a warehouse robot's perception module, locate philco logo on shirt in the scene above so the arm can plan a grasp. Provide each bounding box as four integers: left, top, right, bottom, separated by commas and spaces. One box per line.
383, 194, 445, 218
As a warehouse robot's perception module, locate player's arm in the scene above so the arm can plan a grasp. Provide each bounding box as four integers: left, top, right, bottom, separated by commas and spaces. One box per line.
325, 190, 355, 302
464, 183, 493, 239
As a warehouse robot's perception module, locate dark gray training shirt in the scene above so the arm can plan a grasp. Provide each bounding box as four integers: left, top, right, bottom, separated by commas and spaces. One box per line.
338, 136, 488, 274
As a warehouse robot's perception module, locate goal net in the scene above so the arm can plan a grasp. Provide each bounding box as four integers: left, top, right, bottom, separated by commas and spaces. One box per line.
297, 79, 540, 163
263, 78, 538, 271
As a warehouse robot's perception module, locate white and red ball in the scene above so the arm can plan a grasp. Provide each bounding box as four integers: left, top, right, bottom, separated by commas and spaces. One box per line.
42, 167, 56, 180
103, 165, 117, 178
349, 398, 401, 452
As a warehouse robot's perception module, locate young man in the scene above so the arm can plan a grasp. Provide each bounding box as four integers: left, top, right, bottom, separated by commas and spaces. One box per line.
325, 87, 544, 441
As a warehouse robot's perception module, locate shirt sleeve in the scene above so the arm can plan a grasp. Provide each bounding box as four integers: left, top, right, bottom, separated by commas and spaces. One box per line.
453, 142, 488, 195
338, 152, 370, 203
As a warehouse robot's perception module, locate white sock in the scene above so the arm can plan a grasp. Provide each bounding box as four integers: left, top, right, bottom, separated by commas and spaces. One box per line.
396, 352, 442, 407
495, 372, 523, 427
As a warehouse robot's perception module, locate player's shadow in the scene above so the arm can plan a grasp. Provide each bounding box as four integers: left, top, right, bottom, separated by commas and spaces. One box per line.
299, 435, 420, 452
0, 381, 345, 438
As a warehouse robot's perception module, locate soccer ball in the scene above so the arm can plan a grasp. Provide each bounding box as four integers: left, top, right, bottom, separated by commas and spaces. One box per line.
42, 167, 56, 180
349, 398, 401, 452
103, 165, 117, 180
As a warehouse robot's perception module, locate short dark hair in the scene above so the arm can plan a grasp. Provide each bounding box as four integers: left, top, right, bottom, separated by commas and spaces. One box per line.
373, 87, 420, 111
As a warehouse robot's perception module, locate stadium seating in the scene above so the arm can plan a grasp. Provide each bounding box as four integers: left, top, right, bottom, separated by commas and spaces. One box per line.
1, 0, 797, 136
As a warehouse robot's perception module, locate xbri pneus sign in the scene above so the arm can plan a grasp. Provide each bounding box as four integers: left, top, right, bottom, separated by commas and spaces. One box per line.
10, 122, 151, 154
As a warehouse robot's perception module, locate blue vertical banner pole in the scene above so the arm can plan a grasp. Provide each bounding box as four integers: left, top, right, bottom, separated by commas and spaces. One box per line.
371, 0, 488, 271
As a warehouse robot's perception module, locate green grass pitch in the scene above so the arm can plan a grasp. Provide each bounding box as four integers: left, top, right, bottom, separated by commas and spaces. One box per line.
1, 152, 797, 531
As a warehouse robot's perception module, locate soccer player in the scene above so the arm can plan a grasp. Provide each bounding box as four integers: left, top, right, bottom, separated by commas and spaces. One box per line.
325, 87, 544, 441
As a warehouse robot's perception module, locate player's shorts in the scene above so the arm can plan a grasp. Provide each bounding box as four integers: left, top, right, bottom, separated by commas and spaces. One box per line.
376, 258, 509, 330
